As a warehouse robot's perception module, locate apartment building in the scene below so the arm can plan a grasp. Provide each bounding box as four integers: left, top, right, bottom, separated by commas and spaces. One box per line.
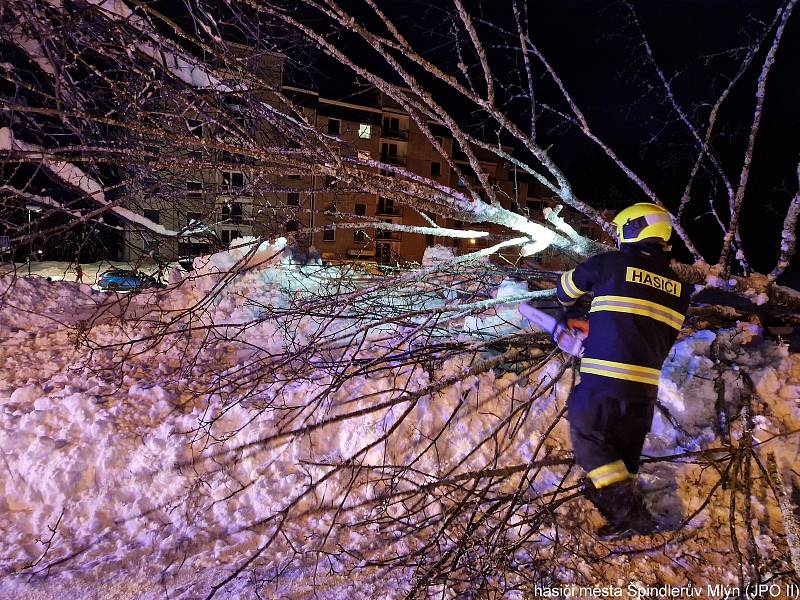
122, 50, 603, 267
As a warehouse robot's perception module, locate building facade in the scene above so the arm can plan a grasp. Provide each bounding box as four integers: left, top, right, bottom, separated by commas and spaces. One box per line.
122, 52, 607, 268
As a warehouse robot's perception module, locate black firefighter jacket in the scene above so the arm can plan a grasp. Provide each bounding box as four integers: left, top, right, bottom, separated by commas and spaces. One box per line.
556, 243, 691, 400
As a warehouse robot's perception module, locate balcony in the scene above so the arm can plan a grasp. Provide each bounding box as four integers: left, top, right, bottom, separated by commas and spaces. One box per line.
376, 230, 402, 241
218, 212, 247, 225
375, 206, 404, 218
380, 129, 409, 141
376, 199, 403, 217
380, 154, 407, 166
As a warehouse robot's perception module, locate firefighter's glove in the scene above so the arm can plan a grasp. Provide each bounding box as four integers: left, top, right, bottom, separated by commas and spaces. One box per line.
566, 318, 589, 338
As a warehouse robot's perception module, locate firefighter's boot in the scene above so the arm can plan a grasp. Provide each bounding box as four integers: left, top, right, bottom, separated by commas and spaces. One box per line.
585, 478, 659, 540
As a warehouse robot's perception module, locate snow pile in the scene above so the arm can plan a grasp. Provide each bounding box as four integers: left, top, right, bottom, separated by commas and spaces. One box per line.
421, 244, 457, 267
463, 277, 529, 336
1, 248, 799, 598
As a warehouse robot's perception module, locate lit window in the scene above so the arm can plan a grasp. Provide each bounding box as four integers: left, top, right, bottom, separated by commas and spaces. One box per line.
358, 124, 371, 139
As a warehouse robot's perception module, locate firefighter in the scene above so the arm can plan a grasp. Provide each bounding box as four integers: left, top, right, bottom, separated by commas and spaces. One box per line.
556, 202, 691, 539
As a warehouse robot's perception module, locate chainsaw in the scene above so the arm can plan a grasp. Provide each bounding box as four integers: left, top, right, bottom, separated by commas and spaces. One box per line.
519, 300, 588, 357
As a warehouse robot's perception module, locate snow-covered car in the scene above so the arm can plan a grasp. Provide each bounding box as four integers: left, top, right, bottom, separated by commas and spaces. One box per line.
97, 268, 160, 292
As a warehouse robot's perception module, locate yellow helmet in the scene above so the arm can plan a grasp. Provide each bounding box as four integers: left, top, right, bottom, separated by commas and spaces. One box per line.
613, 202, 672, 243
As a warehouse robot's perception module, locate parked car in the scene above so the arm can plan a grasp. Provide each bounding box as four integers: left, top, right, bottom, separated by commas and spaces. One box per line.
97, 268, 160, 291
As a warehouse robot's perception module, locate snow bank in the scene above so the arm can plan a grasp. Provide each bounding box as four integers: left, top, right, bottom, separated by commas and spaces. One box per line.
421, 244, 457, 267
1, 250, 800, 598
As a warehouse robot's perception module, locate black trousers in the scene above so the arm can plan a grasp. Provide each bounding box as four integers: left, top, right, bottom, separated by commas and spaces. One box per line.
567, 383, 655, 476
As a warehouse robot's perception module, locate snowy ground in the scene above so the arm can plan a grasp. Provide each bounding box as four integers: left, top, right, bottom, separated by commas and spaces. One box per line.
1, 240, 799, 598
0, 260, 165, 284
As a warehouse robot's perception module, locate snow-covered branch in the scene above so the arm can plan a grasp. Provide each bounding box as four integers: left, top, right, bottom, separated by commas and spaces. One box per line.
719, 0, 798, 271
0, 127, 177, 237
769, 163, 800, 280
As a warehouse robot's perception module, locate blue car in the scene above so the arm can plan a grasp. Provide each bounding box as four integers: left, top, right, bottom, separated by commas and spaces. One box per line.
97, 268, 160, 292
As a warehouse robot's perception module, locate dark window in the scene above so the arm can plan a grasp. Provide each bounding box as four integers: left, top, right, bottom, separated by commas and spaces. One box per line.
354, 203, 366, 216
325, 175, 337, 188
323, 226, 335, 242
377, 219, 396, 241
222, 171, 244, 188
377, 243, 391, 264
381, 143, 398, 158
285, 220, 300, 232
288, 173, 301, 180
187, 119, 203, 137
354, 229, 366, 242
328, 118, 340, 135
143, 209, 160, 224
431, 161, 441, 177
526, 199, 544, 216
220, 229, 242, 245
433, 135, 443, 147
186, 212, 203, 226
287, 192, 300, 206
222, 202, 243, 223
225, 98, 247, 128
425, 234, 435, 246
377, 197, 396, 215
382, 116, 400, 133
187, 181, 203, 197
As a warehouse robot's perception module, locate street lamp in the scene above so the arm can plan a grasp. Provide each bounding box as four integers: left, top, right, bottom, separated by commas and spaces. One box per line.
25, 204, 43, 277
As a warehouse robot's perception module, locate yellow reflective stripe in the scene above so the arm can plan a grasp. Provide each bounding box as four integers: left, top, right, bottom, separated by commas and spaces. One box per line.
581, 357, 661, 376
560, 269, 585, 299
594, 295, 684, 322
588, 460, 631, 489
590, 305, 683, 331
580, 367, 660, 386
580, 358, 661, 386
590, 295, 684, 331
